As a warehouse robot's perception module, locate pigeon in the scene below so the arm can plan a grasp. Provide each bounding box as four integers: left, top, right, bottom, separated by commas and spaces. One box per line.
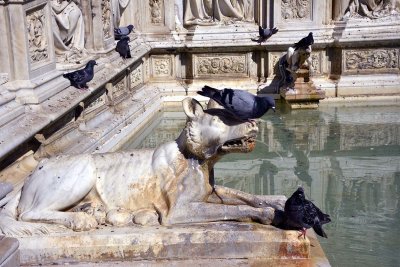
114, 24, 134, 40
293, 32, 314, 50
63, 60, 97, 89
197, 85, 276, 121
115, 36, 131, 59
273, 187, 331, 239
258, 26, 278, 42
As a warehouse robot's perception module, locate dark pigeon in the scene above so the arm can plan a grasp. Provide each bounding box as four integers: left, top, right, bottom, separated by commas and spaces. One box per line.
273, 187, 331, 239
293, 32, 314, 50
63, 60, 97, 89
115, 36, 131, 59
114, 24, 134, 40
258, 26, 278, 42
197, 85, 276, 121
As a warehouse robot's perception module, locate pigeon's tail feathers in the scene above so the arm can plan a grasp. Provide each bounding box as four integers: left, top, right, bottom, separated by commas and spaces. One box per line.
313, 222, 328, 238
272, 27, 279, 34
199, 85, 220, 97
259, 25, 263, 36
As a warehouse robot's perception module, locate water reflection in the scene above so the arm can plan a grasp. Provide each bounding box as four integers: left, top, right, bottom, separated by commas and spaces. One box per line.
121, 103, 400, 267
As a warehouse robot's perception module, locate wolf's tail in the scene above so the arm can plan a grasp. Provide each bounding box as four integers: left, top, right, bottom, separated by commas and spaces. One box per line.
197, 85, 220, 98
0, 191, 64, 237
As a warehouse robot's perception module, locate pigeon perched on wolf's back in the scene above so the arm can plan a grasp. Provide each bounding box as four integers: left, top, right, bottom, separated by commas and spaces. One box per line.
63, 60, 97, 89
258, 26, 278, 42
197, 85, 275, 121
114, 24, 134, 40
273, 187, 331, 239
293, 32, 314, 50
115, 36, 131, 59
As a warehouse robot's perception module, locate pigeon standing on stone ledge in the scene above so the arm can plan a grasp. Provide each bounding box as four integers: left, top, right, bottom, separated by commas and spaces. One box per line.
197, 85, 276, 121
63, 60, 97, 90
116, 36, 131, 59
114, 25, 135, 40
293, 32, 314, 50
273, 186, 331, 239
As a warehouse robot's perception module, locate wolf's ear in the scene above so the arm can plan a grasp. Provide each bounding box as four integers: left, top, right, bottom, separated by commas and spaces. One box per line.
182, 97, 204, 120
207, 99, 223, 109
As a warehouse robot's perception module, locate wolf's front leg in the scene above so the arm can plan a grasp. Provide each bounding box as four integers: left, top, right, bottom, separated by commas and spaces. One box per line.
163, 202, 274, 225
209, 185, 285, 210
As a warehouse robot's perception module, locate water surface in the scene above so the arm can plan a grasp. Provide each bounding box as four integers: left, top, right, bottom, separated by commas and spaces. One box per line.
121, 102, 400, 267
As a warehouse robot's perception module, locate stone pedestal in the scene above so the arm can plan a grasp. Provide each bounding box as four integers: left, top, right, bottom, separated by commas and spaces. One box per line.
0, 235, 20, 267
280, 70, 326, 109
16, 222, 330, 266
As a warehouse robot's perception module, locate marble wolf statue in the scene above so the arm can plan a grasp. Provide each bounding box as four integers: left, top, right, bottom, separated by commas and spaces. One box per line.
0, 97, 283, 236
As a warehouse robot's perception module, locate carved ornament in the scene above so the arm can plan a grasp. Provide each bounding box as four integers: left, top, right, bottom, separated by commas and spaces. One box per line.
27, 8, 49, 64
194, 54, 248, 77
344, 49, 399, 73
281, 0, 312, 20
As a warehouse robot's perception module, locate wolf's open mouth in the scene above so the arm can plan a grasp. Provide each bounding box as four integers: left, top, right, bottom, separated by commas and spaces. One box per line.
221, 136, 256, 152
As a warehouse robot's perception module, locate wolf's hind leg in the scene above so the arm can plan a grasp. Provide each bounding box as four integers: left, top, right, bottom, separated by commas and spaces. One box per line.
20, 210, 98, 231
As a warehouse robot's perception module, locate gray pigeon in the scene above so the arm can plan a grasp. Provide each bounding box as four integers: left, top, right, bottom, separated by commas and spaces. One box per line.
114, 25, 134, 40
293, 32, 314, 50
197, 85, 276, 121
63, 60, 97, 89
273, 187, 331, 239
115, 36, 131, 59
258, 26, 278, 42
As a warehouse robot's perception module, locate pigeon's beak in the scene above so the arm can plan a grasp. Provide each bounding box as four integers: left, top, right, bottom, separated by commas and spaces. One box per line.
272, 107, 276, 112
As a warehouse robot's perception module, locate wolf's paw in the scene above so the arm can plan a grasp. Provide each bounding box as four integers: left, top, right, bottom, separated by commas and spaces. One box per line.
258, 207, 275, 225
106, 209, 133, 226
69, 212, 98, 231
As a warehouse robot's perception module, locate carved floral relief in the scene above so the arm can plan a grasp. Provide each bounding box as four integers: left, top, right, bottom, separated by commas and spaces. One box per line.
149, 0, 163, 24
281, 0, 312, 20
195, 54, 248, 77
113, 77, 126, 98
344, 49, 399, 73
130, 65, 143, 89
102, 0, 112, 38
152, 57, 172, 77
27, 8, 49, 64
87, 94, 106, 111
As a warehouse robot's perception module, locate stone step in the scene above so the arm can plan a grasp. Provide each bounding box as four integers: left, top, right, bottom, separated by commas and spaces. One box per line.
16, 222, 329, 266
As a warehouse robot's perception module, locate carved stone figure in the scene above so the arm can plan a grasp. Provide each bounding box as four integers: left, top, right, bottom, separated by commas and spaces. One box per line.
336, 0, 400, 19
278, 45, 313, 90
0, 98, 282, 236
51, 0, 85, 55
184, 0, 254, 26
111, 0, 131, 28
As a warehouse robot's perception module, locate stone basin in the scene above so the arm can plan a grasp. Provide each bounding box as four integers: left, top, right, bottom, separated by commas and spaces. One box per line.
17, 222, 330, 266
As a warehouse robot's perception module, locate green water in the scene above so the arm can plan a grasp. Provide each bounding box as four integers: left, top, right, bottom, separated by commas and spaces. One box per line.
121, 102, 400, 267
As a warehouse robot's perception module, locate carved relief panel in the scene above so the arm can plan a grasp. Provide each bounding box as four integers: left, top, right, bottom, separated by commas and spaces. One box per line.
193, 54, 249, 78
130, 64, 144, 90
151, 55, 174, 79
268, 52, 285, 76
149, 0, 164, 25
102, 0, 112, 39
26, 7, 49, 65
281, 0, 312, 21
343, 49, 399, 74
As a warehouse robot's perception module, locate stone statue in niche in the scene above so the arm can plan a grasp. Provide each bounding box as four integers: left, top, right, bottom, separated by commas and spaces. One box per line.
50, 0, 86, 63
0, 98, 284, 236
335, 0, 400, 19
111, 0, 131, 28
184, 0, 254, 26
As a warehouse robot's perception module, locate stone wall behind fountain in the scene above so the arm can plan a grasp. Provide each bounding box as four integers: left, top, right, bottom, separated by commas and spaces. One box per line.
0, 0, 399, 170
